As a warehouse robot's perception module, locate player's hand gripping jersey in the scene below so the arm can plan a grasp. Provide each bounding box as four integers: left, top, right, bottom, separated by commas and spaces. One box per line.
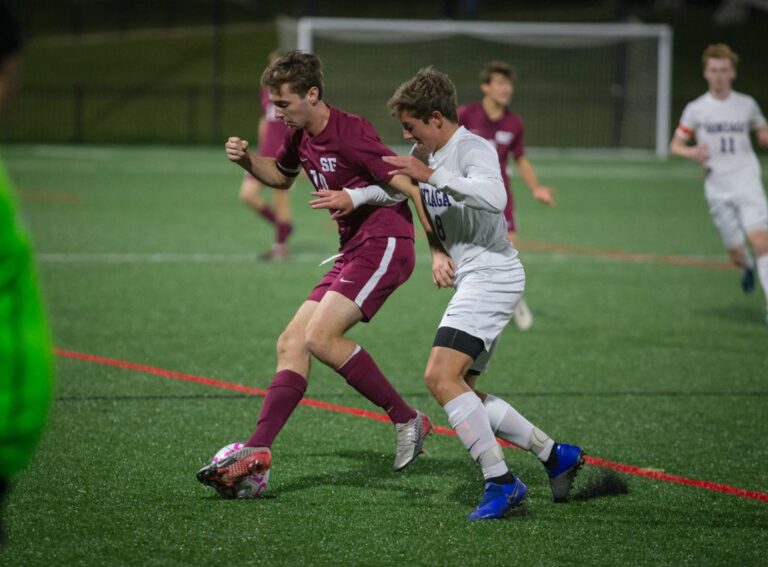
676, 91, 766, 176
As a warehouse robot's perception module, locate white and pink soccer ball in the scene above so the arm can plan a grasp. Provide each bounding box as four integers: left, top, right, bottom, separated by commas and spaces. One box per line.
211, 442, 270, 499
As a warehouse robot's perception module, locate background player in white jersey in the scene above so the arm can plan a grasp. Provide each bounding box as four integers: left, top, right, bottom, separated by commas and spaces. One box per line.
313, 68, 584, 520
670, 43, 768, 324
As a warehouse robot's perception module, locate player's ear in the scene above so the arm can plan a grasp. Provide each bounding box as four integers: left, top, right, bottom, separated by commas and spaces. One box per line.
307, 86, 320, 105
431, 111, 444, 128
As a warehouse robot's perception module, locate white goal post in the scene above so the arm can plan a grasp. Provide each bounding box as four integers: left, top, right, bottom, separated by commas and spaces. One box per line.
291, 17, 673, 158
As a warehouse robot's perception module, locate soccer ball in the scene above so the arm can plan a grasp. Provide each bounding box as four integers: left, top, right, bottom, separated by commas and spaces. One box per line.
210, 442, 270, 499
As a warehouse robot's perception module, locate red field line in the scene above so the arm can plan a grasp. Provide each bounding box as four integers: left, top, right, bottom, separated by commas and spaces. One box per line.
18, 188, 82, 204
55, 348, 768, 504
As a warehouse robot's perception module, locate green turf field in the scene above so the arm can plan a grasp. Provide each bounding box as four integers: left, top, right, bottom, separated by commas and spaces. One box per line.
1, 146, 767, 565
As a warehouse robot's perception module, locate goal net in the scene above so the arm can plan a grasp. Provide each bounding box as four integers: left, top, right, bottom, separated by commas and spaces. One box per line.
286, 18, 672, 157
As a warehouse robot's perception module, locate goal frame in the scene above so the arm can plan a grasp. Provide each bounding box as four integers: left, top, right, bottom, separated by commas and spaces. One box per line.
295, 17, 673, 158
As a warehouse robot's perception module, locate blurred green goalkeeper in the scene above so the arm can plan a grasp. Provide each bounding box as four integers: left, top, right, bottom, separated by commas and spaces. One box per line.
0, 0, 53, 537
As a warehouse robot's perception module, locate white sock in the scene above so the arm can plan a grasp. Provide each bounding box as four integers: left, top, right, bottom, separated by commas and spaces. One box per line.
757, 255, 768, 307
483, 394, 555, 462
444, 391, 508, 479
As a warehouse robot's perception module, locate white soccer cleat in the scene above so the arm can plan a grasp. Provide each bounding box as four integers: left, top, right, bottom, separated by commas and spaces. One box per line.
394, 410, 433, 471
513, 298, 534, 331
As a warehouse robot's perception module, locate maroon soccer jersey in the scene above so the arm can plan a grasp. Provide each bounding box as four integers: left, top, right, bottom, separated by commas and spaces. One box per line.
275, 106, 414, 252
458, 102, 525, 192
258, 87, 290, 158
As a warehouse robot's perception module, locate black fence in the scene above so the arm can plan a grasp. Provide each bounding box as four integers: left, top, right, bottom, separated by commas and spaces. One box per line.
1, 86, 268, 144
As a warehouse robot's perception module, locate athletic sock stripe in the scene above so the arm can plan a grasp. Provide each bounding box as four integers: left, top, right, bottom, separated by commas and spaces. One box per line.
354, 237, 396, 308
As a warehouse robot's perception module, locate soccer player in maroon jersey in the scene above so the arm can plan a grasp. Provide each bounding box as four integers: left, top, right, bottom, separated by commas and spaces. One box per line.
239, 51, 294, 260
197, 51, 432, 496
458, 61, 556, 331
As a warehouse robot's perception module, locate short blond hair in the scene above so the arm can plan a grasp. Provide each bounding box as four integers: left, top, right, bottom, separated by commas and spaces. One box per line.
701, 43, 739, 69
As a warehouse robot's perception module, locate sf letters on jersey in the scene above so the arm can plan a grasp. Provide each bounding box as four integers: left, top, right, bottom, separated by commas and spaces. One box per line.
320, 157, 337, 172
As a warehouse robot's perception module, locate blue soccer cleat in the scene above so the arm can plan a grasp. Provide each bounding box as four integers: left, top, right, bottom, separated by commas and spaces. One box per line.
468, 477, 528, 520
741, 267, 755, 294
545, 443, 584, 502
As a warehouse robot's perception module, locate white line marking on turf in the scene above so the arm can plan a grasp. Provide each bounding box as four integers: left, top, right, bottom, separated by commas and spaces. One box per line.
36, 252, 729, 266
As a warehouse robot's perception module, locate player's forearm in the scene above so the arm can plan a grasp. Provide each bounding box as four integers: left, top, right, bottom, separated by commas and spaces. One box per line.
242, 155, 294, 189
389, 175, 446, 253
756, 125, 768, 148
343, 184, 407, 209
428, 167, 505, 212
515, 157, 540, 192
669, 137, 695, 160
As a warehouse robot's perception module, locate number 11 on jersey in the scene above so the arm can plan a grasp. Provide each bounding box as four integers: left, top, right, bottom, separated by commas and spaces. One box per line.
720, 136, 735, 154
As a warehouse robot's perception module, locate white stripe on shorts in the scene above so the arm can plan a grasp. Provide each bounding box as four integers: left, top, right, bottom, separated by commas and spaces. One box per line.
354, 237, 396, 308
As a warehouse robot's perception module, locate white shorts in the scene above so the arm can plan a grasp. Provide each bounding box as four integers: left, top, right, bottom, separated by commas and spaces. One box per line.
705, 168, 768, 248
438, 262, 525, 374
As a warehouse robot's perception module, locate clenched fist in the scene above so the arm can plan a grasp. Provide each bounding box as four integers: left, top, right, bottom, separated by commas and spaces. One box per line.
225, 137, 252, 167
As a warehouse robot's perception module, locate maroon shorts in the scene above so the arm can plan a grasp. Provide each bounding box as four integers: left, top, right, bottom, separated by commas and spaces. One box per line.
504, 187, 516, 233
307, 237, 415, 322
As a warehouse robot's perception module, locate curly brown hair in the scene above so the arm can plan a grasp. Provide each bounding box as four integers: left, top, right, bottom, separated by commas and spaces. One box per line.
261, 50, 324, 99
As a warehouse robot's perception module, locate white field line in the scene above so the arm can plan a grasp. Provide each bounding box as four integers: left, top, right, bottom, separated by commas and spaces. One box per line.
8, 158, 709, 180
36, 252, 729, 266
8, 145, 767, 181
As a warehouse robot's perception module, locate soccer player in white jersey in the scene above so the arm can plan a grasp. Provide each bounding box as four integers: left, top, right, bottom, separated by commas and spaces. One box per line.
311, 68, 584, 520
670, 43, 768, 324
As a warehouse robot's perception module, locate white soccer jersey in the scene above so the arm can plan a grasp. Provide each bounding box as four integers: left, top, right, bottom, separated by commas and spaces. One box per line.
421, 126, 518, 273
676, 91, 766, 176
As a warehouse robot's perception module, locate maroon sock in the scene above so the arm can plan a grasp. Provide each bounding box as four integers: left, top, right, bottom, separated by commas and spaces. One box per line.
246, 369, 307, 448
258, 206, 277, 224
276, 221, 293, 245
337, 348, 416, 424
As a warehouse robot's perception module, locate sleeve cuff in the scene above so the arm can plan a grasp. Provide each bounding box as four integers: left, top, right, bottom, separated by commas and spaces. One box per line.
343, 188, 367, 209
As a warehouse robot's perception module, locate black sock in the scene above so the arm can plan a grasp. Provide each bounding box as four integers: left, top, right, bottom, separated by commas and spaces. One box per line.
544, 443, 560, 469
487, 471, 516, 485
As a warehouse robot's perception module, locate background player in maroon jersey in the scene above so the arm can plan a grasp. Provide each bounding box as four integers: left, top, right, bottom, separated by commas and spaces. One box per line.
458, 61, 555, 331
238, 51, 294, 260
197, 51, 432, 496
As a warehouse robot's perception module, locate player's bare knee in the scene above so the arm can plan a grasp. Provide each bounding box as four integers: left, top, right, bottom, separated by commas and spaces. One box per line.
748, 232, 768, 256
423, 365, 459, 399
423, 366, 441, 397
303, 326, 334, 361
240, 183, 262, 207
276, 328, 306, 360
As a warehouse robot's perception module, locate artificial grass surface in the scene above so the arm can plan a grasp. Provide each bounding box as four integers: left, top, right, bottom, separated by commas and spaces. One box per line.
1, 146, 766, 565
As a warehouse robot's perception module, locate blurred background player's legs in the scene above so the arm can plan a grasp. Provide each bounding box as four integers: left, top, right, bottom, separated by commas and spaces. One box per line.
745, 230, 768, 324
239, 173, 293, 260
727, 244, 756, 293
504, 190, 533, 331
